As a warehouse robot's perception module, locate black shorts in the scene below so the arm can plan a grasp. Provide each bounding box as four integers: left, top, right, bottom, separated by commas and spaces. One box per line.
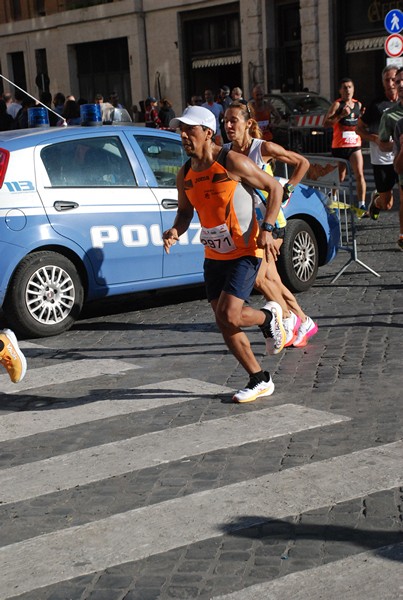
331, 147, 361, 160
204, 256, 261, 302
372, 163, 398, 193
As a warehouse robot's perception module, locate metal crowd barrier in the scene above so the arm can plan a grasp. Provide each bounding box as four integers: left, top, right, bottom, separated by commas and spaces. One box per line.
281, 154, 380, 283
288, 125, 333, 155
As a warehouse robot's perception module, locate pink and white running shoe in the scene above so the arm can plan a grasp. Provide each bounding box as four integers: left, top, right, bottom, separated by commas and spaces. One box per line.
293, 316, 318, 348
283, 311, 301, 347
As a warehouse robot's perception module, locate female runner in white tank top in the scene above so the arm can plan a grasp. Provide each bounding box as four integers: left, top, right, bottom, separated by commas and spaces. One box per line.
223, 101, 318, 349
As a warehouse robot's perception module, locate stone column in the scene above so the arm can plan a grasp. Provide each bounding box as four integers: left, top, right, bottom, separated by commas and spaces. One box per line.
240, 0, 265, 96
300, 0, 320, 92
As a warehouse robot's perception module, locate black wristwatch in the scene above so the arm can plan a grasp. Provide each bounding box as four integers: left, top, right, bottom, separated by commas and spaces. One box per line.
261, 222, 275, 233
283, 182, 295, 197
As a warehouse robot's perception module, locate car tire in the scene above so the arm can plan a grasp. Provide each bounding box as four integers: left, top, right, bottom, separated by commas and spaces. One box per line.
4, 251, 84, 338
277, 219, 319, 292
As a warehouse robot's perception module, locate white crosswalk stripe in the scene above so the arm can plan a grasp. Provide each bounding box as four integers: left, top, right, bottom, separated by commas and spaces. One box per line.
0, 367, 401, 600
2, 442, 403, 596
0, 378, 231, 440
214, 543, 403, 600
0, 358, 140, 394
0, 404, 349, 504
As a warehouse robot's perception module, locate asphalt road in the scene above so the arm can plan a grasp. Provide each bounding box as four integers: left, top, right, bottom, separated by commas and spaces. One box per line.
0, 197, 402, 600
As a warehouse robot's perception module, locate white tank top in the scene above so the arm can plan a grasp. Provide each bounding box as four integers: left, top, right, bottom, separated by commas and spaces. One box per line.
224, 139, 286, 228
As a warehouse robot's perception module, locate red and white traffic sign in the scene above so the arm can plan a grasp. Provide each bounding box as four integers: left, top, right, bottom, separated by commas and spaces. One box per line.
385, 33, 403, 57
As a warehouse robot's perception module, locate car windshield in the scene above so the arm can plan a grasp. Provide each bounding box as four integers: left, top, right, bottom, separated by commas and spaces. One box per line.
283, 95, 330, 113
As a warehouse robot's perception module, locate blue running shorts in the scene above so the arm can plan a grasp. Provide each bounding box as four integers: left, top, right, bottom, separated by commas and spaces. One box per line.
204, 256, 261, 302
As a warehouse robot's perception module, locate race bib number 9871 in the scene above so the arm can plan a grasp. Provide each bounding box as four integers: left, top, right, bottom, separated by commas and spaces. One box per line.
200, 223, 236, 253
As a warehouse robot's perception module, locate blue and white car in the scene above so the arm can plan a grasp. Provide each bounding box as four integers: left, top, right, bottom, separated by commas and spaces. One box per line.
0, 125, 339, 338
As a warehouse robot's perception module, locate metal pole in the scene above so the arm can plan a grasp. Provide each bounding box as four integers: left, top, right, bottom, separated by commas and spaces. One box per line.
0, 73, 66, 125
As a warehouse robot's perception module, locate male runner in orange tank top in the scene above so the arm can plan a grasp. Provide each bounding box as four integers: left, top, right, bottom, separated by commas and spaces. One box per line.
163, 106, 285, 403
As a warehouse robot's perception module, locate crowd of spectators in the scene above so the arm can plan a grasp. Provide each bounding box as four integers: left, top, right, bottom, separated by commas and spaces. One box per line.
0, 89, 132, 129
0, 83, 272, 136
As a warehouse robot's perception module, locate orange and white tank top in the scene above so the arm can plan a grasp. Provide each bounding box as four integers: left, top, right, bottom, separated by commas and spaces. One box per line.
332, 99, 362, 148
184, 149, 262, 260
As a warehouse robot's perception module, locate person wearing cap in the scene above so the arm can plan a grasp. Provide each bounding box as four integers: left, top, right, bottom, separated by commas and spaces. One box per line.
163, 105, 285, 404
145, 96, 162, 128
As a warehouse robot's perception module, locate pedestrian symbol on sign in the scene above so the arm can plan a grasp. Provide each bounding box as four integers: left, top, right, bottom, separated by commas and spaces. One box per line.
385, 9, 403, 34
391, 13, 401, 31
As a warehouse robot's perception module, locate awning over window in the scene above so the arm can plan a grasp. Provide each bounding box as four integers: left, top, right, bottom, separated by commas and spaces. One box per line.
192, 54, 242, 69
345, 36, 386, 53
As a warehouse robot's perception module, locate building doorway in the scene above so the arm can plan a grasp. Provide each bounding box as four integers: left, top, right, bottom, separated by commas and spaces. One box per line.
181, 2, 242, 104
9, 51, 26, 91
75, 38, 131, 108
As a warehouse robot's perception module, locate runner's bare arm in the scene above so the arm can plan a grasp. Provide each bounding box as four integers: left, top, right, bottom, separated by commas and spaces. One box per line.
162, 167, 194, 254
356, 117, 379, 145
261, 141, 310, 186
324, 100, 344, 127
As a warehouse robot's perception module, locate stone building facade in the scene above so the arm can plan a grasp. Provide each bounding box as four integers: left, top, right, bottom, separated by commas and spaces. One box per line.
0, 0, 397, 114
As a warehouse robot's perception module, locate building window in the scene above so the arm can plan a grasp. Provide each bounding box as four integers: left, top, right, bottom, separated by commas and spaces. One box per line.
271, 1, 302, 92
188, 13, 240, 56
11, 0, 22, 19
182, 2, 242, 102
64, 0, 113, 9
35, 0, 45, 15
9, 51, 26, 90
75, 38, 130, 109
35, 49, 49, 91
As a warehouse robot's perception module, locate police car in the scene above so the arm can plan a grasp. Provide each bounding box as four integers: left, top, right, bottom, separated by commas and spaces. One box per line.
0, 124, 339, 338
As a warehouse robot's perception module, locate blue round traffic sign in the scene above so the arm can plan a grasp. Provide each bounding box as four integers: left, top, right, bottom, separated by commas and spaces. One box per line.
385, 9, 403, 34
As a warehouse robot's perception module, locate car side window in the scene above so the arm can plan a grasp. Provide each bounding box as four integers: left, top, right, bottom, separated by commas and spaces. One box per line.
41, 136, 136, 187
135, 135, 187, 187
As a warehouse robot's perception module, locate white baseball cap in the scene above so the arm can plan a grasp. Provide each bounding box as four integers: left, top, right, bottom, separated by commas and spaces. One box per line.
170, 106, 216, 133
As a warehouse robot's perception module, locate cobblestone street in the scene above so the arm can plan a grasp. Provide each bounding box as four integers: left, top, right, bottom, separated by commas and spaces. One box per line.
0, 200, 402, 600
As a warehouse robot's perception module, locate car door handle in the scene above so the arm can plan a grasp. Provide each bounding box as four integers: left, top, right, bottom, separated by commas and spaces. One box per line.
161, 199, 178, 209
53, 201, 79, 211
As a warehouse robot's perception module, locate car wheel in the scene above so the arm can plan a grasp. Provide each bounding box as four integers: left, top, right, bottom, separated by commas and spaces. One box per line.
4, 251, 84, 338
277, 219, 319, 292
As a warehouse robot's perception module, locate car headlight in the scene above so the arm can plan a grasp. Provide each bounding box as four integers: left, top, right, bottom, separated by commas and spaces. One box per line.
310, 129, 325, 136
